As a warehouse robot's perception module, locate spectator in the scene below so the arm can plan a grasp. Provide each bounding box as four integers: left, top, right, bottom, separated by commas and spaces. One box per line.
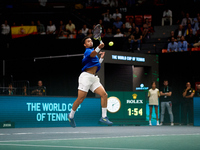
125, 17, 134, 29
182, 82, 195, 125
174, 24, 184, 41
76, 29, 85, 39
57, 20, 66, 38
176, 10, 185, 25
193, 24, 200, 47
148, 81, 160, 126
113, 16, 123, 29
128, 27, 142, 51
131, 23, 136, 34
66, 20, 76, 35
104, 28, 113, 37
159, 80, 174, 126
37, 20, 45, 35
168, 31, 176, 42
178, 36, 188, 52
194, 16, 200, 31
110, 0, 119, 8
141, 23, 150, 39
114, 28, 124, 37
31, 80, 46, 96
184, 23, 196, 36
112, 8, 122, 21
181, 13, 193, 27
7, 84, 15, 95
1, 20, 10, 36
120, 24, 127, 34
81, 24, 89, 36
124, 28, 132, 38
102, 9, 112, 29
30, 21, 35, 26
101, 0, 110, 6
46, 20, 56, 34
195, 84, 200, 97
145, 18, 154, 33
162, 8, 172, 26
167, 37, 178, 52
22, 85, 27, 96
87, 29, 93, 38
185, 29, 197, 48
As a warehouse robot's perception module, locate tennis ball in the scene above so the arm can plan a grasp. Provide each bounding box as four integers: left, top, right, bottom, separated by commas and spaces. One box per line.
109, 41, 114, 46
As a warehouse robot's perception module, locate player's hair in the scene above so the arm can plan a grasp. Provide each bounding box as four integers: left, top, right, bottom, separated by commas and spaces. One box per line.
151, 81, 156, 85
81, 36, 91, 45
163, 79, 168, 82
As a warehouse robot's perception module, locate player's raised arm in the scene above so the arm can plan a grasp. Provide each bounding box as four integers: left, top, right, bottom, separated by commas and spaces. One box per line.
90, 43, 105, 57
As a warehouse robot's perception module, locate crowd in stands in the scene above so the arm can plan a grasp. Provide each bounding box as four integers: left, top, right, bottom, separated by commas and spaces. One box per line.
167, 11, 200, 52
1, 5, 200, 53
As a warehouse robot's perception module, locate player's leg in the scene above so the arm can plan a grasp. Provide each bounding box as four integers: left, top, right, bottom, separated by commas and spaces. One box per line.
70, 90, 88, 118
68, 90, 87, 128
149, 106, 152, 125
160, 102, 166, 125
166, 102, 174, 125
94, 85, 113, 125
155, 106, 159, 125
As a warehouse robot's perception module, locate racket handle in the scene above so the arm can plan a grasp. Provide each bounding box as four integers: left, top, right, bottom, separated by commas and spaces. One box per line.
100, 40, 103, 44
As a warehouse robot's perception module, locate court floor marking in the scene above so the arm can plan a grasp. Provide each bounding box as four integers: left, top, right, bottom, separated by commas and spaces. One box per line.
0, 132, 88, 136
0, 133, 200, 143
0, 143, 153, 150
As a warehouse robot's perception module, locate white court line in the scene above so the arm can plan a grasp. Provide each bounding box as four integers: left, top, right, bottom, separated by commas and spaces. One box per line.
0, 133, 200, 143
12, 132, 88, 135
0, 143, 153, 150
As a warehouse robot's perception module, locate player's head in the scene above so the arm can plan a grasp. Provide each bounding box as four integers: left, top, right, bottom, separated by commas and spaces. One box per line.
163, 80, 168, 86
82, 36, 93, 48
151, 81, 156, 89
186, 82, 191, 88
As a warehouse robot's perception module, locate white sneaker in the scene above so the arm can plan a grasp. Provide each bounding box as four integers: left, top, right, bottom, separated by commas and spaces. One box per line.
160, 122, 163, 126
156, 121, 159, 126
149, 121, 152, 126
171, 123, 174, 126
137, 48, 140, 51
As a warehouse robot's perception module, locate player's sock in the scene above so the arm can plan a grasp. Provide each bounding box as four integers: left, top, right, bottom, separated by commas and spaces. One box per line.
102, 108, 107, 118
69, 109, 76, 118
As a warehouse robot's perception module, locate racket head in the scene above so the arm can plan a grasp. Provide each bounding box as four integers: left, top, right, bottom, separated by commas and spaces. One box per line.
93, 24, 102, 41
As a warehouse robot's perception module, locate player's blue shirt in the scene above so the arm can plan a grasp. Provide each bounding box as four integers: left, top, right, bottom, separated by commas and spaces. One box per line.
82, 48, 101, 73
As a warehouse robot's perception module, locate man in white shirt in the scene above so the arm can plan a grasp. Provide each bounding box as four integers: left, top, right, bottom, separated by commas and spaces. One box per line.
112, 9, 122, 21
114, 28, 124, 37
162, 9, 172, 26
46, 20, 56, 34
181, 13, 193, 27
1, 20, 10, 35
66, 20, 76, 34
81, 24, 89, 36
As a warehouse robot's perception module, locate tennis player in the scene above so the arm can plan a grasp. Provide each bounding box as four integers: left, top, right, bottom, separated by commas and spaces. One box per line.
68, 36, 113, 127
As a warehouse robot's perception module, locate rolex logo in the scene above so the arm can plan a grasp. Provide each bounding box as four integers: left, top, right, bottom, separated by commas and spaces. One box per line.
132, 94, 137, 99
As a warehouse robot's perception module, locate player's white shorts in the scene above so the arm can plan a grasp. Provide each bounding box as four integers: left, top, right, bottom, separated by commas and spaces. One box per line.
78, 72, 102, 93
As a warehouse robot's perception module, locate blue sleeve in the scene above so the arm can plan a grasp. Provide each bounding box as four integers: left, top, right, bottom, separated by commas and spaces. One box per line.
184, 41, 188, 51
167, 43, 171, 52
178, 42, 181, 51
84, 49, 93, 58
175, 42, 178, 51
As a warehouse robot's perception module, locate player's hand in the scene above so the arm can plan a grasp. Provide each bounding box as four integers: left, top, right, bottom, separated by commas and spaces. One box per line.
99, 51, 105, 58
98, 42, 104, 49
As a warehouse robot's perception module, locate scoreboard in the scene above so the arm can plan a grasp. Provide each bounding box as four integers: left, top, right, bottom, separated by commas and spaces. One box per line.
107, 91, 148, 125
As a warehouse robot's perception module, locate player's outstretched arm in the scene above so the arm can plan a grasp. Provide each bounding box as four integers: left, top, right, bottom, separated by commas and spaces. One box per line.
90, 43, 105, 57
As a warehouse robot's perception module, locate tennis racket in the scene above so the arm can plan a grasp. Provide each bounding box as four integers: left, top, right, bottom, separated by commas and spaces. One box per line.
93, 24, 103, 44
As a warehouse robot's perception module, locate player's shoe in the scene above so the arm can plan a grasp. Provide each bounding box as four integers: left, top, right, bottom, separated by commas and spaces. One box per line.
99, 117, 113, 126
67, 114, 76, 128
